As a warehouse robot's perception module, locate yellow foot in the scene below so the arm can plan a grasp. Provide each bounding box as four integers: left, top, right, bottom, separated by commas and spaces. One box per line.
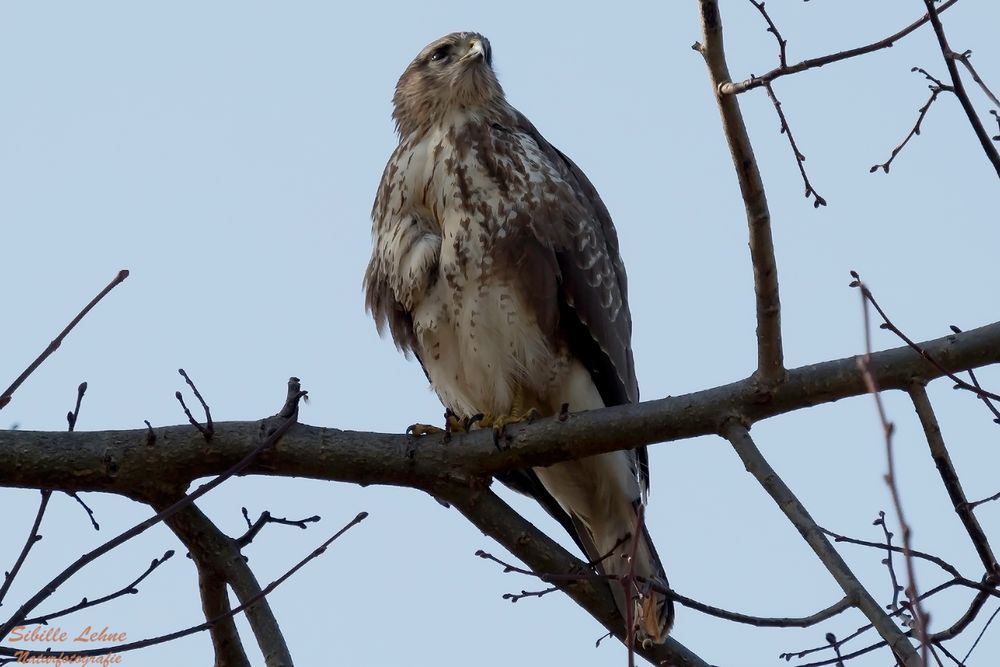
405, 423, 443, 437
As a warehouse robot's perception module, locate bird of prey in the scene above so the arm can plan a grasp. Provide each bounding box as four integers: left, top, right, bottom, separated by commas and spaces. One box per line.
364, 31, 672, 642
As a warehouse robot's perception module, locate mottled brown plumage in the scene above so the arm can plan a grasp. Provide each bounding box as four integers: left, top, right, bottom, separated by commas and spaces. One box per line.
364, 31, 672, 641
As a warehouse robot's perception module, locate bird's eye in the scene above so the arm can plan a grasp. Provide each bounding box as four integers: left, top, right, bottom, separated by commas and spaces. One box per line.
429, 45, 451, 62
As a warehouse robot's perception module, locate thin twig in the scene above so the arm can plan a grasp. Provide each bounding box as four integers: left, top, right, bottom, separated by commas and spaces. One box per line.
0, 269, 129, 410
950, 50, 1000, 109
962, 602, 1000, 663
850, 271, 1000, 403
871, 68, 952, 174
819, 526, 962, 579
0, 490, 51, 607
20, 551, 174, 626
764, 81, 826, 207
749, 1, 787, 68
236, 508, 321, 549
950, 325, 1000, 424
66, 382, 87, 432
854, 273, 930, 663
923, 0, 1000, 177
967, 490, 1000, 511
722, 0, 961, 94
874, 511, 905, 616
178, 369, 213, 440
65, 492, 99, 531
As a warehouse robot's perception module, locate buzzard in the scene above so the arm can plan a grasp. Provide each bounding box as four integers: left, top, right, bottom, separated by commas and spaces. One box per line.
364, 31, 672, 642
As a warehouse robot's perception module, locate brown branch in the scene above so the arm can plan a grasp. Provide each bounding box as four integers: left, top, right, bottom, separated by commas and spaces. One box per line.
0, 512, 367, 662
177, 368, 214, 441
160, 502, 291, 667
855, 274, 930, 664
480, 547, 854, 628
721, 420, 920, 666
851, 273, 1000, 404
950, 325, 1000, 424
764, 82, 827, 207
962, 601, 1000, 662
0, 491, 51, 607
1, 323, 998, 501
66, 381, 87, 432
193, 557, 251, 667
237, 507, 321, 549
870, 68, 951, 174
0, 378, 305, 641
0, 269, 129, 411
749, 1, 787, 68
672, 592, 851, 629
908, 383, 1000, 580
695, 0, 785, 388
951, 50, 1000, 109
819, 526, 962, 579
923, 0, 1000, 178
722, 0, 961, 94
967, 489, 1000, 511
873, 511, 905, 615
20, 550, 174, 626
444, 485, 709, 667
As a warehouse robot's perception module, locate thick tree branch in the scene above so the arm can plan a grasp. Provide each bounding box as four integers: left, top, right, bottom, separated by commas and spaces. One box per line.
191, 556, 251, 667
0, 323, 996, 500
695, 0, 785, 389
720, 421, 920, 666
160, 502, 292, 667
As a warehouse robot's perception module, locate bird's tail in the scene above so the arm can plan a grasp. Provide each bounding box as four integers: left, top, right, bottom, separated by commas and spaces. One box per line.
583, 507, 673, 644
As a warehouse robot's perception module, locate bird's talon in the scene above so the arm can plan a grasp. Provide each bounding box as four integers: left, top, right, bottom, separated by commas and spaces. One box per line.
406, 423, 444, 437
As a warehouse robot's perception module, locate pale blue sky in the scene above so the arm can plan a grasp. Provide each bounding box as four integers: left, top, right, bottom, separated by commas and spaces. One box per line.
2, 2, 998, 665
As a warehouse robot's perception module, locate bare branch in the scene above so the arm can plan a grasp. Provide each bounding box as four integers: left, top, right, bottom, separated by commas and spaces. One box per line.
177, 368, 214, 441
819, 525, 962, 579
855, 273, 930, 663
0, 379, 306, 640
695, 0, 785, 388
722, 0, 961, 94
237, 507, 321, 549
871, 68, 951, 174
1, 324, 999, 501
0, 512, 368, 662
951, 50, 1000, 109
850, 274, 1000, 404
908, 383, 1000, 580
962, 602, 1000, 663
764, 82, 827, 207
446, 486, 709, 667
0, 491, 51, 607
0, 269, 129, 411
64, 492, 99, 531
748, 1, 787, 68
923, 0, 1000, 177
21, 551, 174, 626
873, 511, 906, 616
721, 420, 920, 666
162, 502, 292, 666
66, 381, 87, 432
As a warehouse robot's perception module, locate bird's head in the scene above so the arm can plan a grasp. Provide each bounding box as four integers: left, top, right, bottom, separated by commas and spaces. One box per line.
392, 32, 506, 137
